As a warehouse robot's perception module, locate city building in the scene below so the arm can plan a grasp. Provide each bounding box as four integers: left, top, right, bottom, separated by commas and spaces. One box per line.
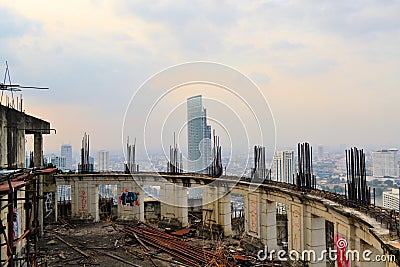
273, 150, 295, 183
98, 150, 110, 172
372, 149, 399, 178
383, 188, 400, 211
45, 154, 67, 171
61, 144, 73, 170
187, 95, 211, 173
318, 144, 324, 160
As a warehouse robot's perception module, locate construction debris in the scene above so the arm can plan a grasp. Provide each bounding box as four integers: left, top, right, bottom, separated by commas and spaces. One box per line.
38, 220, 282, 266
170, 227, 196, 237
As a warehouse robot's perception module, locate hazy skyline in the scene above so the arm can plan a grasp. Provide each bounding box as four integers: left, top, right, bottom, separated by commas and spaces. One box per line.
1, 1, 399, 154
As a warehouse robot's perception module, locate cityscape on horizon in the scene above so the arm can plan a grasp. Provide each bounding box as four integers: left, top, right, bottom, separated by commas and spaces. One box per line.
38, 94, 400, 212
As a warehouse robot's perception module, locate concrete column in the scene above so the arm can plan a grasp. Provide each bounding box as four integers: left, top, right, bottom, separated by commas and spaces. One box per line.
38, 175, 44, 236
89, 183, 99, 222
34, 133, 43, 167
202, 185, 232, 236
75, 182, 91, 219
260, 196, 278, 251
218, 188, 232, 236
6, 125, 16, 168
54, 185, 58, 222
138, 185, 145, 222
176, 185, 188, 227
160, 183, 188, 227
245, 192, 260, 237
305, 215, 326, 267
118, 181, 143, 221
288, 203, 304, 253
70, 180, 77, 218
0, 110, 7, 168
17, 122, 25, 168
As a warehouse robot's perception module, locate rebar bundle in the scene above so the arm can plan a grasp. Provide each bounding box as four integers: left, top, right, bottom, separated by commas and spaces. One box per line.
78, 132, 93, 173
251, 146, 270, 180
125, 137, 137, 173
207, 130, 223, 178
296, 142, 316, 190
167, 133, 183, 174
345, 147, 370, 205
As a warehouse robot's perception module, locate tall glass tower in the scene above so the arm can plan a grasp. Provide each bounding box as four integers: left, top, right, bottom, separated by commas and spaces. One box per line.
273, 150, 295, 183
187, 95, 211, 173
61, 144, 73, 171
372, 149, 399, 178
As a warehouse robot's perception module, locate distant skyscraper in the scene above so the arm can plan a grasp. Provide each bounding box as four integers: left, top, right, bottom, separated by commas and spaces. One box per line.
372, 149, 399, 178
187, 95, 211, 173
98, 150, 110, 172
46, 154, 66, 171
318, 145, 324, 160
61, 144, 73, 170
273, 150, 295, 183
383, 188, 399, 211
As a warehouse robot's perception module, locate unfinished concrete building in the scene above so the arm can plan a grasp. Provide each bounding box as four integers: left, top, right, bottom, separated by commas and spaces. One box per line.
0, 103, 54, 267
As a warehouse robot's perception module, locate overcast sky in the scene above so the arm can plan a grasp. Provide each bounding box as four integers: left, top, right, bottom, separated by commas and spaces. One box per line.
0, 0, 399, 155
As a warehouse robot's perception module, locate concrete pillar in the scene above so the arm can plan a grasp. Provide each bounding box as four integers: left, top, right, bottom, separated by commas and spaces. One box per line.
335, 222, 351, 267
34, 133, 43, 167
70, 180, 77, 217
54, 185, 58, 222
243, 191, 278, 249
202, 185, 232, 236
219, 190, 232, 236
0, 110, 7, 168
38, 175, 44, 236
6, 125, 17, 168
89, 183, 99, 222
117, 181, 144, 221
176, 185, 188, 226
305, 215, 326, 267
160, 183, 188, 227
260, 197, 278, 251
245, 192, 260, 237
74, 181, 90, 219
287, 203, 304, 253
16, 121, 25, 168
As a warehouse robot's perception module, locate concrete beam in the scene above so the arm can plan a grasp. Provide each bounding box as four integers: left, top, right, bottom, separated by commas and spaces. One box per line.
24, 113, 50, 134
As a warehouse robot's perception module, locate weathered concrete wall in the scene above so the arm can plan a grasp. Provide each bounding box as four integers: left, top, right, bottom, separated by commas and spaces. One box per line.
0, 105, 50, 169
56, 176, 145, 222
0, 108, 7, 167
203, 184, 232, 236
160, 183, 188, 227
55, 173, 399, 267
